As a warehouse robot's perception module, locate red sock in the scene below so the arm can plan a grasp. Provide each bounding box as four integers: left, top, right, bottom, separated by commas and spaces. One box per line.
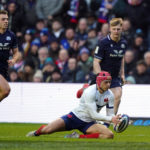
79, 133, 99, 138
35, 125, 46, 136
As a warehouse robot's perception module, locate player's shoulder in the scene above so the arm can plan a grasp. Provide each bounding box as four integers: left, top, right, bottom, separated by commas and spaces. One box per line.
83, 84, 97, 97
120, 37, 128, 45
98, 36, 110, 46
6, 30, 16, 37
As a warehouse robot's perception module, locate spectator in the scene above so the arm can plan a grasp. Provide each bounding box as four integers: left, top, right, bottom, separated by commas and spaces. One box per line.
55, 49, 69, 73
62, 58, 85, 83
62, 0, 87, 28
50, 68, 62, 83
91, 0, 123, 24
22, 29, 34, 57
49, 40, 60, 62
38, 47, 49, 69
8, 69, 21, 82
68, 39, 80, 58
144, 51, 150, 74
25, 39, 41, 71
7, 0, 24, 35
86, 12, 97, 30
49, 19, 64, 42
132, 60, 150, 84
33, 69, 43, 82
97, 23, 109, 42
42, 61, 56, 82
122, 18, 134, 46
76, 18, 88, 47
36, 0, 64, 20
125, 0, 148, 33
77, 47, 93, 75
34, 19, 46, 38
126, 76, 136, 84
60, 27, 75, 50
86, 28, 98, 52
39, 28, 50, 47
22, 63, 34, 82
22, 0, 38, 29
124, 50, 135, 77
131, 34, 147, 61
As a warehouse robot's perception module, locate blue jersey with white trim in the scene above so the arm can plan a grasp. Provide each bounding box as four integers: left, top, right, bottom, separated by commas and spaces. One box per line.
0, 30, 18, 68
94, 35, 127, 78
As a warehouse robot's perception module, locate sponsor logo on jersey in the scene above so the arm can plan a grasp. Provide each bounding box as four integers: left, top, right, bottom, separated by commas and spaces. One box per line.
0, 43, 10, 50
6, 36, 11, 41
110, 50, 124, 57
113, 50, 123, 54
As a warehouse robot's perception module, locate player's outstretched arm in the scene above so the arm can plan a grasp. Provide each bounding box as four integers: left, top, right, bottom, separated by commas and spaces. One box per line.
111, 114, 121, 125
86, 102, 113, 122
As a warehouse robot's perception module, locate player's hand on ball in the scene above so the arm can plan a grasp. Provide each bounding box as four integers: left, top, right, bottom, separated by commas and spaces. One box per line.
111, 114, 121, 125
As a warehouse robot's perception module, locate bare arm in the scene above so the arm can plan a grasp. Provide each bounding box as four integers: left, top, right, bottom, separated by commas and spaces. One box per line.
120, 57, 125, 84
8, 48, 20, 66
93, 58, 102, 74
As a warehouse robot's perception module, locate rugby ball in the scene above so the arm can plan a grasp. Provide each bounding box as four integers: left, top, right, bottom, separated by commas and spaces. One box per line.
114, 114, 129, 133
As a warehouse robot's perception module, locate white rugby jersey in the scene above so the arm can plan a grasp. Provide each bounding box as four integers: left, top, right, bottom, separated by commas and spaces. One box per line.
72, 84, 115, 122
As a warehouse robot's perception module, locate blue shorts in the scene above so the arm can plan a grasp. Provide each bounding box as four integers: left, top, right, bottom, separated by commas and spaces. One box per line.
61, 112, 96, 134
110, 77, 122, 88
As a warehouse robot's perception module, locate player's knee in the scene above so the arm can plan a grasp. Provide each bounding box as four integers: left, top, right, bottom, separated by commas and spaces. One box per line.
1, 87, 11, 99
4, 86, 11, 98
106, 131, 114, 139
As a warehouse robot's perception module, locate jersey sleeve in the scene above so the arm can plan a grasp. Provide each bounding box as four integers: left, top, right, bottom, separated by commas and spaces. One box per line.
83, 90, 112, 122
106, 92, 115, 117
11, 32, 18, 49
94, 40, 105, 60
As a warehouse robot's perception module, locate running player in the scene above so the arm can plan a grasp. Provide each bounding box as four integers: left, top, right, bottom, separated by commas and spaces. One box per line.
77, 18, 127, 115
26, 71, 121, 139
0, 10, 20, 102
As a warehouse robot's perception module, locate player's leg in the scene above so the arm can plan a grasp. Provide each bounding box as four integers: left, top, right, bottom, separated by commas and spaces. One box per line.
66, 123, 113, 139
110, 87, 122, 114
0, 75, 11, 102
85, 123, 114, 139
26, 118, 66, 137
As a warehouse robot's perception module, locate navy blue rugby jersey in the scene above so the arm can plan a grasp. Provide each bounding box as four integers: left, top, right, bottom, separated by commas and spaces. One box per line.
0, 30, 18, 68
94, 35, 127, 78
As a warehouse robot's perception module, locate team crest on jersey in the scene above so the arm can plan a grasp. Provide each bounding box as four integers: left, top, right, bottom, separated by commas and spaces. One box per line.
104, 98, 108, 102
6, 36, 11, 41
121, 43, 125, 49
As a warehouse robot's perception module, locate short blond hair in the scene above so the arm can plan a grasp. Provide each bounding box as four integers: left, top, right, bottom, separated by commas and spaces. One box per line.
0, 10, 8, 15
109, 18, 123, 27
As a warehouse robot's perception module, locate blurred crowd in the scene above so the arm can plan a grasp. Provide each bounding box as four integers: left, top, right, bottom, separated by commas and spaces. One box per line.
1, 0, 150, 84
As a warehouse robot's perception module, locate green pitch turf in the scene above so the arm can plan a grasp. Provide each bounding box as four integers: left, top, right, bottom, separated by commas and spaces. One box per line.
0, 123, 150, 150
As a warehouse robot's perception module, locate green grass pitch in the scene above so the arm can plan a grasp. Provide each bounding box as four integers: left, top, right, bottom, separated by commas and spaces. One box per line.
0, 123, 150, 150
